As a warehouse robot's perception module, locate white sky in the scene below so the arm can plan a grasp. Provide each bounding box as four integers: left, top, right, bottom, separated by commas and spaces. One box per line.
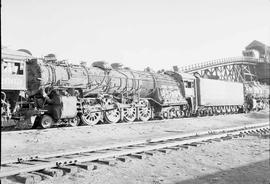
2, 0, 270, 71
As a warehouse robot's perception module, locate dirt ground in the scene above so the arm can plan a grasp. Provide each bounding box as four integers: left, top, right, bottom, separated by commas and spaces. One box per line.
35, 135, 269, 184
1, 110, 269, 162
1, 110, 270, 184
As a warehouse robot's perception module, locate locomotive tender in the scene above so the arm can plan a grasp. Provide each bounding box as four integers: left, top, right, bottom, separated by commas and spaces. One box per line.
1, 48, 269, 129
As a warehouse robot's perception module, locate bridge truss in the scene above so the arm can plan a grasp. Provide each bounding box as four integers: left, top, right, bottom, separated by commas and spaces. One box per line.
175, 57, 266, 83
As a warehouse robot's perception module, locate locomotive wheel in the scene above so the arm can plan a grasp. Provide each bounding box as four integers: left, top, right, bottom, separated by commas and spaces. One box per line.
216, 107, 221, 115
232, 106, 237, 114
232, 106, 237, 113
231, 106, 235, 113
236, 106, 242, 113
226, 106, 231, 114
221, 107, 226, 114
123, 107, 136, 122
138, 100, 151, 122
68, 116, 80, 127
208, 108, 213, 116
198, 110, 204, 117
40, 115, 54, 129
175, 110, 181, 118
179, 110, 185, 118
104, 109, 121, 124
81, 105, 102, 126
213, 107, 217, 115
102, 98, 121, 124
81, 111, 102, 125
185, 110, 191, 117
162, 111, 169, 119
169, 108, 175, 119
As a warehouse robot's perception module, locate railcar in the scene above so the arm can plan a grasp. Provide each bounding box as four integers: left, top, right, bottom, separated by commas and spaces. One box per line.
244, 82, 270, 99
244, 82, 270, 110
1, 48, 33, 127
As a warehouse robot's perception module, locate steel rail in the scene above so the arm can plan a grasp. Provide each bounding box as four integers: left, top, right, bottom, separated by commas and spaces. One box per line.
0, 123, 269, 178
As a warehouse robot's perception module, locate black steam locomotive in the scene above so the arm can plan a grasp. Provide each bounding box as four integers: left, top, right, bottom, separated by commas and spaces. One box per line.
1, 48, 269, 129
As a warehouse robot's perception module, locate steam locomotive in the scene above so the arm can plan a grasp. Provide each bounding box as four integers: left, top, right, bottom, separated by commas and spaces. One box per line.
1, 48, 269, 129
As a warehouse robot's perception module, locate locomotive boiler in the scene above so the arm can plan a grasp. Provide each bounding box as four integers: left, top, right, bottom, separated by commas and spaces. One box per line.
26, 57, 188, 128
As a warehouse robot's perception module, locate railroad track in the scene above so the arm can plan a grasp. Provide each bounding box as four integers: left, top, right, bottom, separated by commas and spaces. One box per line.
1, 114, 260, 135
1, 122, 269, 183
1, 111, 258, 133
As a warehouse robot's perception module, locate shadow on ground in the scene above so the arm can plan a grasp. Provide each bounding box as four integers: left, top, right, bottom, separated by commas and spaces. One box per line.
245, 110, 270, 119
175, 159, 270, 184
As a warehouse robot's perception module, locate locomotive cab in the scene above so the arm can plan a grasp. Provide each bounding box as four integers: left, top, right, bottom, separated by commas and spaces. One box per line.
1, 48, 32, 127
180, 73, 197, 114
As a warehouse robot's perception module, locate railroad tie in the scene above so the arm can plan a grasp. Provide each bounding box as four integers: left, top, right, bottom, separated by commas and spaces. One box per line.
212, 138, 221, 142
128, 153, 146, 159
14, 173, 42, 184
117, 156, 132, 162
187, 142, 203, 147
221, 136, 233, 140
259, 130, 264, 134
238, 133, 245, 137
201, 140, 211, 144
168, 146, 180, 151
144, 151, 155, 156
95, 158, 117, 166
158, 149, 170, 153
40, 168, 64, 177
74, 162, 97, 170
59, 165, 78, 174
178, 145, 189, 149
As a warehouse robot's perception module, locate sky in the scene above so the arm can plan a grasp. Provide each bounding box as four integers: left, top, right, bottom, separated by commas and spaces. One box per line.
1, 0, 270, 71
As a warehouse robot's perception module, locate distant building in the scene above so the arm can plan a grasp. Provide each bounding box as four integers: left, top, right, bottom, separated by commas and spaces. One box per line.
244, 40, 270, 62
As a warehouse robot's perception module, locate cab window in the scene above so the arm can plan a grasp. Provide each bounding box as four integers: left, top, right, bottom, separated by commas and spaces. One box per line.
184, 81, 193, 88
2, 61, 24, 75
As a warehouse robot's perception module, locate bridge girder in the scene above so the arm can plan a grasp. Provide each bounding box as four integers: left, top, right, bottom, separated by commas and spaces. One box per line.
176, 57, 265, 83
192, 63, 258, 82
